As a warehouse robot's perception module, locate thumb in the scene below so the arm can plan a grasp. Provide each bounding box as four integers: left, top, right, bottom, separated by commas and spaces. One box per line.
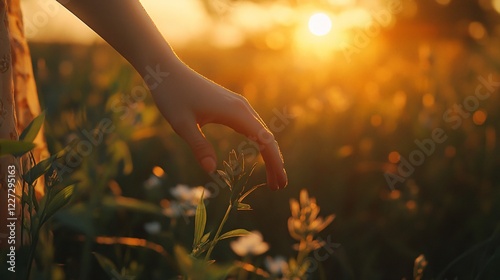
174, 121, 217, 173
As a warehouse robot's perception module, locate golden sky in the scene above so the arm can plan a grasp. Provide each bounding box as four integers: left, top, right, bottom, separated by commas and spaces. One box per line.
21, 0, 214, 46
21, 0, 378, 49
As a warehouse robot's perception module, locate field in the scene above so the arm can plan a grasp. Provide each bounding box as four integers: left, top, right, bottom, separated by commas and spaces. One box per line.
3, 1, 500, 279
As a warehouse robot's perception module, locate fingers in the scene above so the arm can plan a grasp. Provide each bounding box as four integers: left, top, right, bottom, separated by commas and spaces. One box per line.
253, 131, 287, 190
215, 99, 288, 190
171, 118, 217, 173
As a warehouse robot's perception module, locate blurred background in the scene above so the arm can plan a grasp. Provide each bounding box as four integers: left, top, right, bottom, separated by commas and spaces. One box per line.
21, 0, 500, 279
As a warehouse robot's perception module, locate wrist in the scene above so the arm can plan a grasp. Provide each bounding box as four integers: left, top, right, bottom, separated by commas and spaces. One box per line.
136, 48, 183, 92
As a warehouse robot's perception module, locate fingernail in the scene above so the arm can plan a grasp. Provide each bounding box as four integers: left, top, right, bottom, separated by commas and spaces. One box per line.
201, 157, 216, 173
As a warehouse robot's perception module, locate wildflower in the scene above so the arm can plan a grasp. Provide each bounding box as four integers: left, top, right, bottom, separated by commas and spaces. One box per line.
170, 184, 209, 206
285, 189, 336, 279
288, 189, 335, 241
162, 185, 210, 218
265, 255, 288, 275
230, 231, 269, 257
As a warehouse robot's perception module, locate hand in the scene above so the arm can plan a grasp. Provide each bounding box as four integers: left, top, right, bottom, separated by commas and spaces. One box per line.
149, 60, 288, 190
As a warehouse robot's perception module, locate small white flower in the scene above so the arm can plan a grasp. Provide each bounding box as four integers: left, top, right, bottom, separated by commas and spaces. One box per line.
170, 184, 210, 204
162, 185, 211, 218
265, 255, 288, 275
143, 221, 161, 234
230, 231, 269, 257
162, 201, 182, 218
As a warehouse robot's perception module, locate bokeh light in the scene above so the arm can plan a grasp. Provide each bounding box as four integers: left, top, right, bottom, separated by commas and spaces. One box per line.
388, 151, 401, 163
472, 110, 487, 125
468, 21, 486, 40
152, 166, 165, 177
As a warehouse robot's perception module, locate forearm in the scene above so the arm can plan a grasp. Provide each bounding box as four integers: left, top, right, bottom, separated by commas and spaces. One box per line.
57, 0, 179, 77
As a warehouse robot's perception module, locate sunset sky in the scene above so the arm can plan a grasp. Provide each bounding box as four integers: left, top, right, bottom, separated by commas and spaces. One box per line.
20, 0, 396, 49
21, 0, 212, 46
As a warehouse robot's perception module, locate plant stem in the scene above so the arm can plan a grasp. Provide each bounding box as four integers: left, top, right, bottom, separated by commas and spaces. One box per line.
25, 185, 51, 280
205, 204, 233, 261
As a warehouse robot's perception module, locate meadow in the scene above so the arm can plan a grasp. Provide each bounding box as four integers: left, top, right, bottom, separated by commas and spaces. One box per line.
2, 1, 500, 279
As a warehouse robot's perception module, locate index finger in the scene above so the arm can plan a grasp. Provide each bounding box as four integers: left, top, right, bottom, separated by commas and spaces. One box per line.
212, 99, 288, 190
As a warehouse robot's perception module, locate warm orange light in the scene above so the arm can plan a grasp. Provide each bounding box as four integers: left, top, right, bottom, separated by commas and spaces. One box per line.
422, 93, 435, 108
393, 91, 407, 109
406, 200, 417, 211
435, 0, 451, 5
389, 190, 401, 200
370, 114, 382, 127
444, 146, 456, 158
388, 151, 400, 163
472, 110, 487, 125
308, 12, 332, 36
152, 166, 165, 177
494, 0, 500, 14
338, 145, 354, 157
468, 22, 486, 40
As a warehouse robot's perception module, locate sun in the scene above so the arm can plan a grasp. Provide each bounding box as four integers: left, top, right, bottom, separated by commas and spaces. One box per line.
308, 12, 332, 36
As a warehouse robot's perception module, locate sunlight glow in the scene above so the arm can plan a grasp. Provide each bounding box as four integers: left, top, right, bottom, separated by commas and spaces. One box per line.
493, 0, 500, 14
308, 12, 332, 36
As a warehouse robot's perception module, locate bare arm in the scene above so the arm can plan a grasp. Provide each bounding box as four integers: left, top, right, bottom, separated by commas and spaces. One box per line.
56, 0, 174, 76
56, 0, 287, 190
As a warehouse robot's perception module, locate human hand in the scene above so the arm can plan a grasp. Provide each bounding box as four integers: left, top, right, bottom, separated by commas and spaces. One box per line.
148, 60, 287, 190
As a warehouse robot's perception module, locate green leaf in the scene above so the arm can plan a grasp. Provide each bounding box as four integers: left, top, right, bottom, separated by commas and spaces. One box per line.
236, 202, 252, 211
201, 232, 211, 243
223, 161, 233, 180
31, 184, 40, 213
23, 154, 57, 185
93, 252, 124, 280
191, 232, 212, 258
19, 111, 45, 143
228, 150, 237, 168
38, 177, 79, 214
238, 183, 265, 203
42, 185, 75, 224
216, 170, 231, 188
193, 191, 207, 248
174, 245, 193, 275
0, 139, 35, 157
22, 146, 69, 185
218, 229, 252, 240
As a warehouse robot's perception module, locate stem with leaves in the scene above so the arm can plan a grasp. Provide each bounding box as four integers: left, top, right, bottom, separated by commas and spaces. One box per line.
205, 203, 232, 261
